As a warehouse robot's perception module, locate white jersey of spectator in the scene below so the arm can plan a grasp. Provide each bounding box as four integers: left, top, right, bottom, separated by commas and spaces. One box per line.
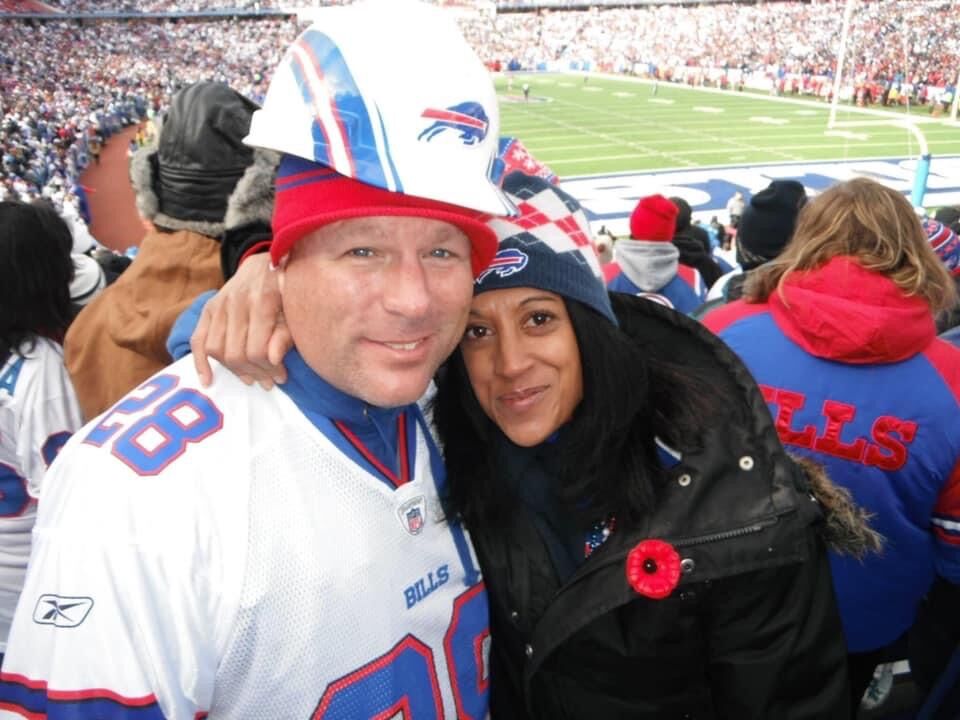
0, 357, 488, 719
60, 202, 100, 255
0, 338, 81, 653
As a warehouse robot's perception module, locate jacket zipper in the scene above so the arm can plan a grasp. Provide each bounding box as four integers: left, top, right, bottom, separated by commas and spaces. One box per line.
671, 515, 780, 548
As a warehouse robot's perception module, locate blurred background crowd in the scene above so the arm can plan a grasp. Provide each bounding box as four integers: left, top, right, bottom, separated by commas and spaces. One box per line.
1, 0, 957, 230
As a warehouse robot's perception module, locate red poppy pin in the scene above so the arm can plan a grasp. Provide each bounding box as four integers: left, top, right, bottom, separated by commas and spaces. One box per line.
626, 539, 681, 599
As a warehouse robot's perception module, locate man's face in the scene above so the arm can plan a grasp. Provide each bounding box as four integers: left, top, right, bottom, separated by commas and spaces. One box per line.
279, 216, 475, 408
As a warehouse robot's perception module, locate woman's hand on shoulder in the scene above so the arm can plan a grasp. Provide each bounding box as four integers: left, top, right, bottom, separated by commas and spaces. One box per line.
190, 253, 291, 389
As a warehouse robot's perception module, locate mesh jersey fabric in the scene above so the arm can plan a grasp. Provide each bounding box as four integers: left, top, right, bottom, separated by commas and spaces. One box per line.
0, 338, 82, 653
0, 356, 488, 718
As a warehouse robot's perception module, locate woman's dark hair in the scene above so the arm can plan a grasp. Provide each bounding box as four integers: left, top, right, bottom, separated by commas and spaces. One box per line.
434, 297, 705, 531
0, 200, 75, 357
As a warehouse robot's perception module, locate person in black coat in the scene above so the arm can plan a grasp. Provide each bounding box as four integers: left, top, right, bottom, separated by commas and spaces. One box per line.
669, 196, 723, 289
433, 172, 878, 719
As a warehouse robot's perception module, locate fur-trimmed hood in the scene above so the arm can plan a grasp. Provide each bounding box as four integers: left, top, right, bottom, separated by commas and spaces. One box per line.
792, 454, 883, 559
224, 149, 280, 232
129, 81, 259, 238
219, 149, 280, 278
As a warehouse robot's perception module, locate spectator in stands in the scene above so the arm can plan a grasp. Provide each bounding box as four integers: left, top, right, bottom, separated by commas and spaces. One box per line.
703, 179, 807, 306
707, 215, 726, 249
935, 205, 960, 234
63, 81, 259, 420
90, 246, 133, 284
726, 190, 745, 228
593, 225, 614, 265
670, 196, 723, 290
0, 200, 83, 664
703, 178, 960, 715
68, 253, 107, 312
924, 218, 960, 333
0, 13, 297, 229
606, 194, 705, 313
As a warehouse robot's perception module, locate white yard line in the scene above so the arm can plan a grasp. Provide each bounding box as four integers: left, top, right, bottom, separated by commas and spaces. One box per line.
504, 101, 699, 168
545, 94, 806, 163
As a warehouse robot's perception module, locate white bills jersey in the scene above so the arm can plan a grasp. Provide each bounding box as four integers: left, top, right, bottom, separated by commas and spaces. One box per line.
0, 352, 489, 719
0, 338, 81, 652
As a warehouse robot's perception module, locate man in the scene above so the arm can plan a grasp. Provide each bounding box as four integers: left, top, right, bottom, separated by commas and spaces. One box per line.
726, 190, 745, 228
696, 179, 807, 315
668, 197, 723, 288
605, 194, 704, 313
0, 3, 511, 717
63, 81, 259, 420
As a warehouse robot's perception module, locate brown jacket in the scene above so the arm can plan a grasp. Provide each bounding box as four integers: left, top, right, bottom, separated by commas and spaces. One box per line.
65, 230, 222, 421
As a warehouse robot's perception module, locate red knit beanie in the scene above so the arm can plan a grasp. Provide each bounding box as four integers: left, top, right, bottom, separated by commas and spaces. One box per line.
629, 194, 678, 241
270, 155, 498, 277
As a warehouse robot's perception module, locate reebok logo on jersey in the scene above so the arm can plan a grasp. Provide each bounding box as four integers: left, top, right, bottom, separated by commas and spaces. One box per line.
32, 594, 94, 628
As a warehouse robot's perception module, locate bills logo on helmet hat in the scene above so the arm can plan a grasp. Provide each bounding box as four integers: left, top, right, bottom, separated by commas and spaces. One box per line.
476, 247, 529, 283
418, 102, 489, 145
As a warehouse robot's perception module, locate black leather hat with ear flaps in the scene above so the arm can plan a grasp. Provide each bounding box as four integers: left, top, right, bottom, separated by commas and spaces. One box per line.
154, 82, 259, 226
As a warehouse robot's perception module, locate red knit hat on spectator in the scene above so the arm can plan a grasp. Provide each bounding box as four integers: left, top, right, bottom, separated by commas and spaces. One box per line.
629, 194, 679, 241
924, 218, 960, 277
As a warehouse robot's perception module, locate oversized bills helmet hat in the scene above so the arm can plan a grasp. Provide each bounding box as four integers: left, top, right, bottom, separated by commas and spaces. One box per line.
244, 0, 515, 272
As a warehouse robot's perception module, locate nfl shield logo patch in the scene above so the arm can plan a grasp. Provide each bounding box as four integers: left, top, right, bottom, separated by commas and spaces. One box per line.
398, 495, 428, 535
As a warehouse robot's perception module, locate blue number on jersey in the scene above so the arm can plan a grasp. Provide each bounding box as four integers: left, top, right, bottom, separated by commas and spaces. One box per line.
313, 635, 443, 719
41, 432, 72, 468
83, 375, 223, 476
111, 389, 223, 476
0, 356, 24, 397
444, 583, 490, 719
312, 583, 490, 719
85, 375, 179, 448
0, 462, 30, 517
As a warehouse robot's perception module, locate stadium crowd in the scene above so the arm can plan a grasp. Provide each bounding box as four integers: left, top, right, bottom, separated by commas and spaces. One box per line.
8, 0, 288, 12
0, 16, 297, 220
462, 1, 959, 99
1, 0, 957, 225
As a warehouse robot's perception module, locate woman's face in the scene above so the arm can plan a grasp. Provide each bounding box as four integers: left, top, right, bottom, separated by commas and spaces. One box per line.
460, 287, 583, 447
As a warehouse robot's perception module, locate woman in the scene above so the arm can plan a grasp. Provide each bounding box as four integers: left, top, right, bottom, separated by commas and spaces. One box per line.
183, 172, 873, 718
429, 172, 872, 718
0, 200, 83, 661
703, 178, 960, 714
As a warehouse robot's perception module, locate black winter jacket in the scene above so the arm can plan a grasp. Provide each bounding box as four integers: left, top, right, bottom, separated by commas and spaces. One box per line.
672, 228, 723, 289
472, 293, 850, 719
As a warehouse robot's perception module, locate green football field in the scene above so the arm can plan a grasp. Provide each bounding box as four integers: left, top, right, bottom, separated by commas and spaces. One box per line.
495, 73, 960, 177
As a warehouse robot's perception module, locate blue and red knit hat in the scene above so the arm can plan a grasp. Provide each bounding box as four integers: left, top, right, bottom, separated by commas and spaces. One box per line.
269, 154, 498, 277
476, 171, 616, 325
924, 218, 960, 277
